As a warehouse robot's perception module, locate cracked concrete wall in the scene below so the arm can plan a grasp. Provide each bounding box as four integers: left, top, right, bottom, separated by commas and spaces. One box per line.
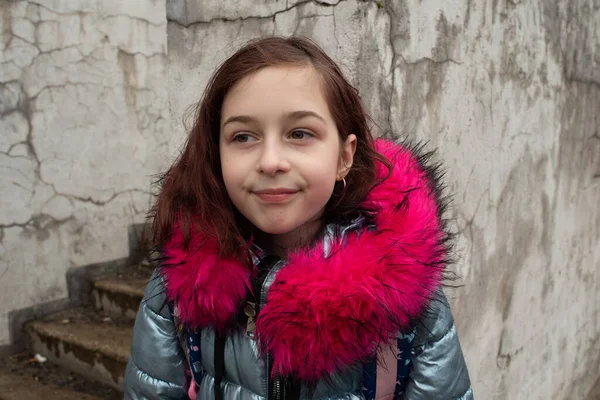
168, 1, 599, 399
0, 0, 169, 347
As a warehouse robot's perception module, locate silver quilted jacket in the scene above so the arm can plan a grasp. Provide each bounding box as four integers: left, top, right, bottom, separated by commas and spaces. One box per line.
124, 271, 473, 400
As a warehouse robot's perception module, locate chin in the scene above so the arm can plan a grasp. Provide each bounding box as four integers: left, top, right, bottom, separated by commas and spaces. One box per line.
255, 220, 301, 235
258, 224, 297, 235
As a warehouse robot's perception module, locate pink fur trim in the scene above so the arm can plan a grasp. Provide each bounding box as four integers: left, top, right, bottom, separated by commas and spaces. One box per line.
162, 229, 252, 332
256, 140, 445, 381
161, 139, 447, 382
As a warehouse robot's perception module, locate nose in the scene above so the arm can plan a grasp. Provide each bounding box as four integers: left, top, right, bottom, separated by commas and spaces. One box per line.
257, 138, 290, 176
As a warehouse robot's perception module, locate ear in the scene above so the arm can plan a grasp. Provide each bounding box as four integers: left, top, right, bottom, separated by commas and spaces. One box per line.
338, 134, 357, 179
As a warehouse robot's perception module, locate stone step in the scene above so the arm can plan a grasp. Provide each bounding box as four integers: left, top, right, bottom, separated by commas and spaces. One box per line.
0, 352, 121, 400
25, 307, 132, 391
0, 373, 104, 400
91, 271, 149, 320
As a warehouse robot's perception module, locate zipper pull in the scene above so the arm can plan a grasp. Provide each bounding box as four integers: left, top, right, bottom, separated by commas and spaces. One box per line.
245, 301, 257, 338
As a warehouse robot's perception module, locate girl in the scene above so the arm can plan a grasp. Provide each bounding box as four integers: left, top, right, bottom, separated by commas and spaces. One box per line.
124, 37, 473, 400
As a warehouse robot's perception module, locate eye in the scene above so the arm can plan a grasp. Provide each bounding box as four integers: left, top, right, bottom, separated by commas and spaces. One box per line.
233, 133, 257, 143
289, 130, 313, 140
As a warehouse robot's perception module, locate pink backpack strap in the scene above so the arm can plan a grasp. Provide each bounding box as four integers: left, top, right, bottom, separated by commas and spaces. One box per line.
374, 343, 399, 400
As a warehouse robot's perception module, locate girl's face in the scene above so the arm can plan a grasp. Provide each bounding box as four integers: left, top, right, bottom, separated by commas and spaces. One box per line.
219, 65, 356, 239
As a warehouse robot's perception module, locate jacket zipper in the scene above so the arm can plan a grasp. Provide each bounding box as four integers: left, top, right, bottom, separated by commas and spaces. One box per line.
270, 354, 283, 400
260, 260, 284, 400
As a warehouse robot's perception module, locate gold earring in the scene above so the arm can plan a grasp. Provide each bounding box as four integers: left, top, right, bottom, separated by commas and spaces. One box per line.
335, 176, 347, 197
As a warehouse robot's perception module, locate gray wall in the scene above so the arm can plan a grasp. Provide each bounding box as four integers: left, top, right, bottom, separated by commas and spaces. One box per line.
167, 1, 599, 399
0, 0, 169, 345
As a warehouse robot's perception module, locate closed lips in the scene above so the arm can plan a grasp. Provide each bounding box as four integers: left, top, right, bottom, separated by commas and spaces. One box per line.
253, 188, 298, 194
253, 188, 299, 202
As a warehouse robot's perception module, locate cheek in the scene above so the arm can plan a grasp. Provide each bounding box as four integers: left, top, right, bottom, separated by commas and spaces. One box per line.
221, 165, 239, 195
305, 161, 338, 195
220, 158, 238, 198
221, 168, 244, 213
220, 145, 239, 180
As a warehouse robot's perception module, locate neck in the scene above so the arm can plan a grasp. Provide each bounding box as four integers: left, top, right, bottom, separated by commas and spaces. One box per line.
256, 218, 324, 259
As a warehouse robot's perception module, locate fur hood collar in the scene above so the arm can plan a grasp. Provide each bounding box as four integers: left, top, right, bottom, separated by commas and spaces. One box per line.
160, 139, 451, 382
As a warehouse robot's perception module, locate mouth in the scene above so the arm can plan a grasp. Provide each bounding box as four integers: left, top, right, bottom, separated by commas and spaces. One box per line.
252, 188, 299, 203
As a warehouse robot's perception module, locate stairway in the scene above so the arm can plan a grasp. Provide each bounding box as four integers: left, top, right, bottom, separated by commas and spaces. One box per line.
0, 262, 153, 399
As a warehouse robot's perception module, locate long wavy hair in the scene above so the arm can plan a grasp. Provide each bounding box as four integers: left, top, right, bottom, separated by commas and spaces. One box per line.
151, 37, 391, 261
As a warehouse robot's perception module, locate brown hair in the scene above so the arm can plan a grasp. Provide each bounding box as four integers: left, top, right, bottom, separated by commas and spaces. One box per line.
152, 37, 390, 259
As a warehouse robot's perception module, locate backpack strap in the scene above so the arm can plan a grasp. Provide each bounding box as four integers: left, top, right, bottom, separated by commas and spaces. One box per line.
393, 330, 416, 398
167, 301, 205, 386
186, 330, 205, 385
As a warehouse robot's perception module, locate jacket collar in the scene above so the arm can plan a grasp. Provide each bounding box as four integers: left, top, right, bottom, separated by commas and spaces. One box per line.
160, 139, 450, 382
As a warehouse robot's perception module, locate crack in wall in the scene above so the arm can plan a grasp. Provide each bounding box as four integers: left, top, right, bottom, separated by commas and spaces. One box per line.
4, 11, 164, 66
26, 1, 166, 27
168, 0, 346, 27
565, 75, 600, 90
331, 5, 340, 50
346, 1, 397, 136
0, 150, 28, 159
64, 189, 152, 207
0, 213, 71, 229
0, 187, 152, 229
292, 12, 334, 36
397, 54, 462, 66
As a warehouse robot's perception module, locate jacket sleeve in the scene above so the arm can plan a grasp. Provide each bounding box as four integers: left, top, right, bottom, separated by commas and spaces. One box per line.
404, 290, 473, 400
124, 269, 188, 399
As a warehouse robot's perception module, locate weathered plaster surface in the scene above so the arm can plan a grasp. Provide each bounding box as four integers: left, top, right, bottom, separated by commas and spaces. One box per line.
167, 1, 599, 398
0, 0, 168, 346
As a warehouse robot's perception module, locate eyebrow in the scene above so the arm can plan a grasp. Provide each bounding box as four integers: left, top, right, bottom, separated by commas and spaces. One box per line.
221, 110, 326, 128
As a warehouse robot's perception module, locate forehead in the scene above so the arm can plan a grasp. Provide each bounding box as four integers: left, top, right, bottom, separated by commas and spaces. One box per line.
221, 65, 332, 122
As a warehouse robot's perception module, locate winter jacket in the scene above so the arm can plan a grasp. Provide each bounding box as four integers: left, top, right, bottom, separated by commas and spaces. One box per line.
124, 139, 473, 400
